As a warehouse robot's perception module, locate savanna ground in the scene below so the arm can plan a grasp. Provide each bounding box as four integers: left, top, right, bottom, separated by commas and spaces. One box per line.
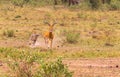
0, 3, 120, 77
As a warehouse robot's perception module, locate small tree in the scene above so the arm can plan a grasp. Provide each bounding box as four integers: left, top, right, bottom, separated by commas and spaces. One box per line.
11, 0, 29, 7
89, 0, 102, 9
110, 0, 120, 10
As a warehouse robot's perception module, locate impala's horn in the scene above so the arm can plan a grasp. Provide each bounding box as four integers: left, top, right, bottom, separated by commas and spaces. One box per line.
52, 20, 57, 26
44, 21, 51, 26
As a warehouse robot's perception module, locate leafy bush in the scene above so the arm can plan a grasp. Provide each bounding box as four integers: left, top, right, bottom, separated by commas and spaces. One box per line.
77, 12, 88, 19
3, 29, 15, 37
77, 1, 91, 10
8, 61, 33, 77
110, 0, 120, 10
89, 0, 102, 9
0, 48, 72, 77
7, 58, 72, 77
11, 0, 26, 7
35, 58, 73, 77
26, 0, 54, 7
65, 31, 80, 44
105, 0, 111, 4
15, 15, 21, 18
100, 3, 111, 10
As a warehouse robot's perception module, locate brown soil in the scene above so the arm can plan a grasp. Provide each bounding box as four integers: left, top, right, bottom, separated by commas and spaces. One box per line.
63, 58, 120, 77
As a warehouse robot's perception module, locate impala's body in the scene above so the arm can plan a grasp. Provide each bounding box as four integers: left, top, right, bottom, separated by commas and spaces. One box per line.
43, 22, 56, 49
44, 31, 54, 40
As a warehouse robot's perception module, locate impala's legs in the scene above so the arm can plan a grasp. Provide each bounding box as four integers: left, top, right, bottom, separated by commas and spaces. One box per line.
50, 40, 53, 48
44, 37, 49, 48
48, 39, 53, 49
48, 39, 50, 48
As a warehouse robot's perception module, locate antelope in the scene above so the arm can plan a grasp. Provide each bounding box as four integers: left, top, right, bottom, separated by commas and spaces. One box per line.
43, 21, 57, 49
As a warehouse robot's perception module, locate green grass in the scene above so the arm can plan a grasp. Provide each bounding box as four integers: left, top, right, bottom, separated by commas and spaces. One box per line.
0, 4, 120, 56
0, 3, 120, 77
1, 47, 120, 61
0, 48, 74, 77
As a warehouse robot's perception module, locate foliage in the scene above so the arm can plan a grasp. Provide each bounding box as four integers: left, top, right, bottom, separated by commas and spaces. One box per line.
7, 53, 72, 77
34, 58, 73, 77
110, 0, 120, 10
11, 0, 26, 7
89, 0, 102, 9
0, 0, 120, 10
105, 0, 111, 4
10, 0, 57, 7
77, 1, 91, 10
0, 47, 73, 77
3, 29, 15, 37
65, 31, 80, 44
8, 61, 33, 77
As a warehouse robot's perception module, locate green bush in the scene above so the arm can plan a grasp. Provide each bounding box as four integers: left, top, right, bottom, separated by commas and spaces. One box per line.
27, 0, 54, 7
0, 48, 72, 77
3, 29, 15, 37
11, 0, 26, 7
89, 0, 102, 9
7, 58, 72, 77
77, 1, 91, 10
8, 61, 33, 77
110, 0, 120, 10
100, 3, 111, 10
10, 0, 67, 7
35, 58, 73, 77
105, 0, 111, 4
65, 31, 80, 44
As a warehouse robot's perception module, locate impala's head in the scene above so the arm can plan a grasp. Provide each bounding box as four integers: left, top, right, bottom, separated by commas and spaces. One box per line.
44, 21, 57, 32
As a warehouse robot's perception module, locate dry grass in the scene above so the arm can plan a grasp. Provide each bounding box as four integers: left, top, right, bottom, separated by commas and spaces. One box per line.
0, 3, 120, 50
0, 4, 120, 52
0, 4, 120, 77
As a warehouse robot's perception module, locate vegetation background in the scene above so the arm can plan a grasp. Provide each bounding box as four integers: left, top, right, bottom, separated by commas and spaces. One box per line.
0, 0, 120, 77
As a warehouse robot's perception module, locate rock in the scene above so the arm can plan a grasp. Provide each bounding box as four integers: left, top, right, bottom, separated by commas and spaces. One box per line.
105, 43, 114, 47
57, 45, 60, 48
116, 65, 119, 68
88, 65, 92, 68
109, 66, 112, 68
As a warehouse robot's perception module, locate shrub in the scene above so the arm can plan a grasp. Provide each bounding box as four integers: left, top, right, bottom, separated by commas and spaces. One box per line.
77, 12, 88, 19
7, 57, 73, 77
3, 29, 15, 37
89, 0, 102, 9
77, 1, 91, 10
11, 0, 26, 7
65, 31, 80, 44
15, 15, 21, 18
105, 0, 111, 4
110, 0, 120, 10
27, 0, 54, 7
35, 58, 73, 77
8, 61, 33, 77
100, 3, 111, 10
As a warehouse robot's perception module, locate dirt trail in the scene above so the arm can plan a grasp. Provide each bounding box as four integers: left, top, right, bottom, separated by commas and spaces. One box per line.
0, 36, 63, 48
33, 36, 63, 48
63, 58, 120, 77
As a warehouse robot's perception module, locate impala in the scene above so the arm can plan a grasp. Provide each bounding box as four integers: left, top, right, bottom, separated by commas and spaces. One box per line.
43, 21, 56, 49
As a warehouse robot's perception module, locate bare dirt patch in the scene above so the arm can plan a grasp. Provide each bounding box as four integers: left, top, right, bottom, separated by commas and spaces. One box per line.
63, 58, 120, 77
0, 40, 27, 48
